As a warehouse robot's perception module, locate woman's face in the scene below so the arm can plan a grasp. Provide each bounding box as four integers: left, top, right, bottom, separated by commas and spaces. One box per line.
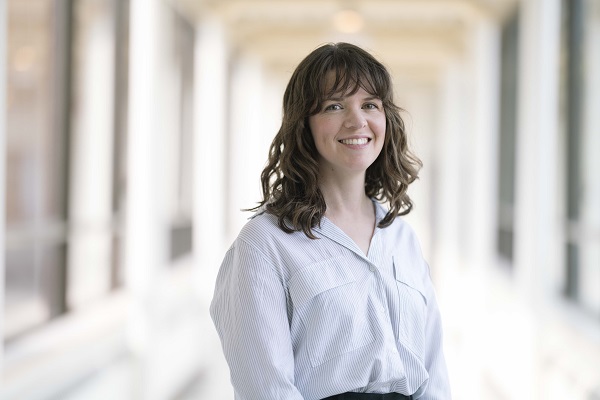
308, 83, 386, 179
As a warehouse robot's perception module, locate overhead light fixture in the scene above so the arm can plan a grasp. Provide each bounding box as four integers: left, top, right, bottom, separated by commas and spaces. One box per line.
332, 9, 364, 34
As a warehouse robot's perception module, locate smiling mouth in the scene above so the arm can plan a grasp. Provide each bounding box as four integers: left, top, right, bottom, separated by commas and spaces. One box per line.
339, 138, 370, 145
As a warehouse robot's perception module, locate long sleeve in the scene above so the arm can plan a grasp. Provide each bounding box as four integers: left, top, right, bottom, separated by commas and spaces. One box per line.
419, 269, 451, 400
210, 240, 304, 400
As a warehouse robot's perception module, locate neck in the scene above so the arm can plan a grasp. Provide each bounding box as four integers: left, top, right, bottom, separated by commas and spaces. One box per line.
318, 172, 371, 217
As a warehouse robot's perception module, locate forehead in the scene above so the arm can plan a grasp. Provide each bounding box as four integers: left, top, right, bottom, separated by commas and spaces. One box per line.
323, 87, 379, 101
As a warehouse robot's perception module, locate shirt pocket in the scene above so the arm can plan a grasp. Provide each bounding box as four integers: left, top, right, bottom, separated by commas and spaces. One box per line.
288, 256, 375, 367
392, 256, 428, 356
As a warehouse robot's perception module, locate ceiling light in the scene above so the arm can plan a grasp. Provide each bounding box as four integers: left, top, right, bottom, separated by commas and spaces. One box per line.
332, 9, 364, 34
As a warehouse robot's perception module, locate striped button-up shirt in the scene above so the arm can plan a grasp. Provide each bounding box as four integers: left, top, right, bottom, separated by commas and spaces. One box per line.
210, 201, 451, 400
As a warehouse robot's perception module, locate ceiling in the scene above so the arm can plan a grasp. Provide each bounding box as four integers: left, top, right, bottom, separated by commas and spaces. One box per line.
172, 0, 516, 81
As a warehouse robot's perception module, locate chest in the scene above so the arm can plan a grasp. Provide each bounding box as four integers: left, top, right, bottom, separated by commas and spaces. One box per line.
284, 251, 430, 366
327, 214, 375, 256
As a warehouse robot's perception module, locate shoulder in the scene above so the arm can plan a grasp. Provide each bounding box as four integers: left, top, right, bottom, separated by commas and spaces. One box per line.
375, 201, 420, 243
215, 213, 286, 286
389, 216, 420, 242
388, 217, 423, 254
232, 211, 313, 271
378, 207, 428, 267
236, 210, 288, 250
231, 211, 341, 281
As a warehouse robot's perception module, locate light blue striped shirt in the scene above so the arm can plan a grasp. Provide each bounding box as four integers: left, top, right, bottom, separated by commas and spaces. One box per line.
210, 201, 451, 399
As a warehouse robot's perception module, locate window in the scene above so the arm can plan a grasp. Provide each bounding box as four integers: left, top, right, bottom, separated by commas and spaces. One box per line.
4, 0, 130, 340
66, 0, 130, 306
167, 9, 195, 261
110, 0, 130, 288
561, 0, 600, 316
4, 0, 71, 340
496, 8, 520, 264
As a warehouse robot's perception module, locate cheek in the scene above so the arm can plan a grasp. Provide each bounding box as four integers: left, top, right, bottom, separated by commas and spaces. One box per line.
309, 125, 321, 147
308, 117, 320, 138
309, 118, 335, 142
378, 116, 387, 136
308, 122, 326, 155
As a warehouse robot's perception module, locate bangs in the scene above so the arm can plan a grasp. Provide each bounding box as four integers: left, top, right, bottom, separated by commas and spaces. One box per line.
324, 65, 378, 97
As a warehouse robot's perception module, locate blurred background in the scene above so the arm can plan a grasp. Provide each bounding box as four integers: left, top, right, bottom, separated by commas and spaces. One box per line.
0, 0, 599, 399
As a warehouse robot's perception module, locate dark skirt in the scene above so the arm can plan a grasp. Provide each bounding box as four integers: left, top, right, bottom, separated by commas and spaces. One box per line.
322, 393, 413, 400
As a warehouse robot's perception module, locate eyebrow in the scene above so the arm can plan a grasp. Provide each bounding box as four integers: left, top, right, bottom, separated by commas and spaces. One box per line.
324, 95, 381, 102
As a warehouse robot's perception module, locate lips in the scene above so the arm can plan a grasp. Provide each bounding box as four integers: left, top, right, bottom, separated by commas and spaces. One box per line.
339, 138, 370, 145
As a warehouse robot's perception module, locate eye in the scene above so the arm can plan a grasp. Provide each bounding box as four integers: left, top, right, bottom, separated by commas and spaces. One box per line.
363, 102, 381, 110
324, 103, 342, 111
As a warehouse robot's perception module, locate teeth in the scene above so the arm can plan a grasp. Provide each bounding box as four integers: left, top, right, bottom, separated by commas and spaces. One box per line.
340, 138, 369, 145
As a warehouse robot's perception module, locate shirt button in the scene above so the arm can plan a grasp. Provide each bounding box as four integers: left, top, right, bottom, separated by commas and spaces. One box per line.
369, 266, 375, 272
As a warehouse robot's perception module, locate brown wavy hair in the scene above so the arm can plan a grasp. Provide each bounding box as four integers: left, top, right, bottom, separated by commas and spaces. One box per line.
250, 42, 422, 238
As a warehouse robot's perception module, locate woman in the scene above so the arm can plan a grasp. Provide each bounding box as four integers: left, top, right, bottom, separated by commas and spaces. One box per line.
210, 42, 451, 400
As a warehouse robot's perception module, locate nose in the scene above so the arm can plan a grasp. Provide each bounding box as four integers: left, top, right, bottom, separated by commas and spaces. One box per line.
343, 108, 367, 129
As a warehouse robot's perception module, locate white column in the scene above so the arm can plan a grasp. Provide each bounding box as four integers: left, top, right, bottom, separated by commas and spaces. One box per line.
433, 58, 489, 400
397, 79, 436, 258
227, 53, 270, 238
67, 5, 115, 308
513, 0, 562, 398
459, 23, 500, 399
194, 16, 229, 301
126, 0, 167, 398
465, 19, 500, 273
0, 0, 7, 374
514, 0, 562, 306
579, 0, 600, 315
432, 61, 465, 269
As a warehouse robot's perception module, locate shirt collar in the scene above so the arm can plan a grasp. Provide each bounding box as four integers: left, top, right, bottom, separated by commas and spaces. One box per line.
313, 199, 388, 258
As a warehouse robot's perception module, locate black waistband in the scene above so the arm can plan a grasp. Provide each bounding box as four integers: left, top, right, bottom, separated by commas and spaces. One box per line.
322, 392, 412, 400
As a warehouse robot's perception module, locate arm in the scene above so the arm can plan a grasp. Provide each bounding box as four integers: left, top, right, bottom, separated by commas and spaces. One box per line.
420, 269, 452, 400
210, 240, 304, 400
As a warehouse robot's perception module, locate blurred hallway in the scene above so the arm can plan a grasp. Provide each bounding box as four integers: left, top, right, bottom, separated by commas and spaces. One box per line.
1, 0, 600, 399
